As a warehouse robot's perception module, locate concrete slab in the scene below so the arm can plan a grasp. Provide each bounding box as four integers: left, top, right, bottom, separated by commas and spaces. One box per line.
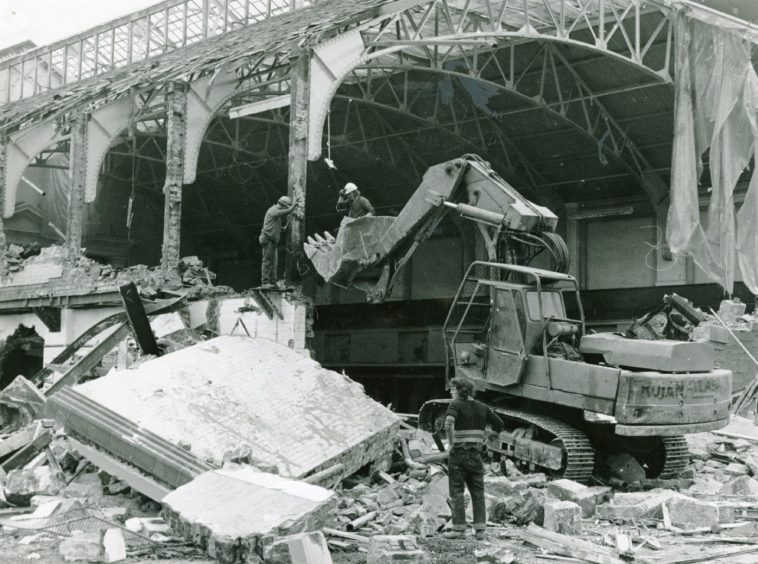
580, 333, 713, 372
162, 468, 336, 564
73, 335, 399, 479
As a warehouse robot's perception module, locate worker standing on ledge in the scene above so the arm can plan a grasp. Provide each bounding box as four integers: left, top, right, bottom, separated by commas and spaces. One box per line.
259, 195, 299, 289
443, 377, 504, 540
336, 182, 375, 218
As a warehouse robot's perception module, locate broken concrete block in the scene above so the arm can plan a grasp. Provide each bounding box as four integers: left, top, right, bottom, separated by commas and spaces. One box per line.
420, 493, 450, 519
376, 486, 401, 508
720, 475, 758, 496
367, 535, 431, 564
103, 529, 126, 563
545, 479, 600, 518
596, 490, 682, 522
59, 532, 103, 562
99, 507, 129, 523
406, 506, 442, 537
124, 516, 170, 535
605, 453, 646, 483
65, 336, 400, 484
0, 376, 46, 427
484, 476, 527, 497
510, 473, 547, 487
162, 468, 336, 564
667, 497, 720, 530
475, 544, 515, 563
5, 466, 64, 506
263, 531, 333, 564
724, 462, 750, 476
688, 478, 725, 495
489, 487, 546, 526
543, 500, 582, 535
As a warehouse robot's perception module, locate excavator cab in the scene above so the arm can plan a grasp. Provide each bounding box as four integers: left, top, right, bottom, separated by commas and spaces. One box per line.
444, 262, 584, 388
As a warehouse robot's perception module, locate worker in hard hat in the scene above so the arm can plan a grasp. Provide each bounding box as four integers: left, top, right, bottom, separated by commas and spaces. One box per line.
259, 195, 298, 289
336, 182, 374, 219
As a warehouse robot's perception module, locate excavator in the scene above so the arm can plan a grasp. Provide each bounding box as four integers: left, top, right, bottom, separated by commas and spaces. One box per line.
304, 155, 731, 483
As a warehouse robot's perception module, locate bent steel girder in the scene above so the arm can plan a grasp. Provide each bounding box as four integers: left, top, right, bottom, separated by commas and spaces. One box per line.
308, 0, 675, 211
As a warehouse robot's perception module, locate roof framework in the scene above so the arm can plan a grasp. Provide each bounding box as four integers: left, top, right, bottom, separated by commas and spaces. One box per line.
0, 0, 756, 263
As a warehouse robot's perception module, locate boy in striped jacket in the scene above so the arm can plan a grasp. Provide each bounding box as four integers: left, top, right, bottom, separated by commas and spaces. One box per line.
443, 377, 504, 540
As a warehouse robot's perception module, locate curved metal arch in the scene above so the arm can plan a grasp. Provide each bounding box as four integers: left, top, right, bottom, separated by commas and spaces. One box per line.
309, 39, 670, 213
345, 50, 669, 207
308, 18, 674, 160
330, 93, 561, 209
3, 120, 66, 218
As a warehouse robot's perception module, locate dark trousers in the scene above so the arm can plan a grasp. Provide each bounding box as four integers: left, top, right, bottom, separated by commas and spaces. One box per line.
260, 237, 278, 285
448, 448, 486, 531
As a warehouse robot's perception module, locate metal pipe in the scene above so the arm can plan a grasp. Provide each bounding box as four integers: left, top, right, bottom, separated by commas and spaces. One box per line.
400, 437, 427, 470
346, 511, 377, 532
303, 462, 345, 485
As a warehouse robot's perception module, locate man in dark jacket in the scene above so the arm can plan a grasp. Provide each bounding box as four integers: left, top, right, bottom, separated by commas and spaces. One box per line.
336, 182, 374, 218
259, 195, 297, 289
443, 377, 504, 540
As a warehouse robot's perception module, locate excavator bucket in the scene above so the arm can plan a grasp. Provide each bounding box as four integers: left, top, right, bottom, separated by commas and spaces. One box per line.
304, 159, 469, 287
304, 215, 397, 287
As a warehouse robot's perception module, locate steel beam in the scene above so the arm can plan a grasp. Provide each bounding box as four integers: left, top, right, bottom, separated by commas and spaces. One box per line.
161, 81, 188, 274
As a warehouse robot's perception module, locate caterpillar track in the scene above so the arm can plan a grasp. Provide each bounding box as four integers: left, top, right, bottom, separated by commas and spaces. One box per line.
658, 436, 690, 479
490, 405, 595, 483
420, 400, 691, 484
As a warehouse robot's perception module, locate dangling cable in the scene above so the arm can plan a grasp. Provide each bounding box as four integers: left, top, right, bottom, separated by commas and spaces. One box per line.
324, 108, 336, 170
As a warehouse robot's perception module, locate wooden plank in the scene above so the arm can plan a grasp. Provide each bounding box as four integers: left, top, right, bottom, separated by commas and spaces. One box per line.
520, 524, 644, 564
0, 424, 37, 458
1, 430, 52, 471
119, 282, 160, 356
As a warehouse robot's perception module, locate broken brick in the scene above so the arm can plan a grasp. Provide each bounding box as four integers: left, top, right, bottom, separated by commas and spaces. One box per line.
720, 475, 758, 496
543, 500, 582, 535
263, 531, 333, 564
367, 535, 431, 564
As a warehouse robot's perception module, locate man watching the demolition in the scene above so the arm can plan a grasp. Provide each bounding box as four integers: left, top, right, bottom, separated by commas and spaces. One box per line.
444, 377, 504, 540
259, 195, 298, 289
336, 182, 375, 218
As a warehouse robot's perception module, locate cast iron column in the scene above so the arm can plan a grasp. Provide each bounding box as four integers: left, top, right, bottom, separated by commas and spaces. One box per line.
161, 81, 187, 275
67, 112, 88, 260
285, 48, 310, 284
0, 134, 6, 271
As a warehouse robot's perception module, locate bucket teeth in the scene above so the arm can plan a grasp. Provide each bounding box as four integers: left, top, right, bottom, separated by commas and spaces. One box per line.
314, 233, 327, 244
306, 236, 318, 246
324, 231, 335, 243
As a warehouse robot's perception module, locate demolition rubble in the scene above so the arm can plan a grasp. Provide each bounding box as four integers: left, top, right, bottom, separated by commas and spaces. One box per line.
2, 292, 758, 564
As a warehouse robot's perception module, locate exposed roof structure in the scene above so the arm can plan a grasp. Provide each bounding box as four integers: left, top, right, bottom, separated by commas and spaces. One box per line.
0, 0, 424, 133
0, 0, 757, 287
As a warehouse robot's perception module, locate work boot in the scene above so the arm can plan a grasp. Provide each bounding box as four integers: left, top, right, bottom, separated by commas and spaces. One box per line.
474, 530, 486, 540
260, 283, 276, 290
442, 530, 466, 539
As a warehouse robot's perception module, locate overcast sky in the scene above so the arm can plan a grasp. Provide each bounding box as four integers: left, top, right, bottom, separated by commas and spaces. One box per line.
0, 0, 164, 51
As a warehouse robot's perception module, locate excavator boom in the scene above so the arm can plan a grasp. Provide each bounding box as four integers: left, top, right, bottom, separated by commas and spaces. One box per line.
305, 155, 564, 302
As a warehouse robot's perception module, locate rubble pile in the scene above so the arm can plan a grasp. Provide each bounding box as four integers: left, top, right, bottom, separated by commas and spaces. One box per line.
0, 242, 232, 300
5, 397, 758, 562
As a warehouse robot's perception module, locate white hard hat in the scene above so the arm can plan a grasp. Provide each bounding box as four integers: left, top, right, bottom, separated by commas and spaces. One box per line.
343, 182, 358, 195
277, 195, 292, 206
